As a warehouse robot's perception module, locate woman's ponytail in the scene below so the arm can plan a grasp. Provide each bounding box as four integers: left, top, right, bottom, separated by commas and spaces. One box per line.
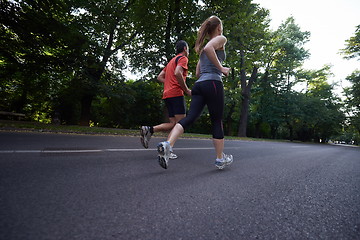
194, 16, 222, 54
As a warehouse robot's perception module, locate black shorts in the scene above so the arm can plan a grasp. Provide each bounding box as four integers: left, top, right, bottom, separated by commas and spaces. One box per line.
164, 96, 186, 118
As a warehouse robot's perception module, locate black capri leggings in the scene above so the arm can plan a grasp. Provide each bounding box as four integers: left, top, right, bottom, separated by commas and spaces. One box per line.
178, 80, 224, 139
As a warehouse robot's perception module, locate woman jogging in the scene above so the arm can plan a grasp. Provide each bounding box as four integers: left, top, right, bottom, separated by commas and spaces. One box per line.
140, 40, 191, 159
157, 16, 233, 170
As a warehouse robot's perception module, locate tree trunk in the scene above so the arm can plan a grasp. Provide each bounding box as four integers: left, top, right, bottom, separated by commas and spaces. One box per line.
79, 94, 94, 126
225, 103, 235, 136
225, 67, 236, 136
15, 80, 28, 113
165, 3, 173, 61
287, 121, 294, 141
255, 121, 261, 138
77, 25, 115, 126
76, 2, 138, 127
238, 90, 250, 137
270, 125, 277, 139
173, 0, 181, 39
164, 0, 182, 61
78, 61, 104, 126
237, 51, 258, 137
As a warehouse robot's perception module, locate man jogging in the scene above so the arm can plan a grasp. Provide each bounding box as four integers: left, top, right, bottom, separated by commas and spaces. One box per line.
140, 40, 191, 159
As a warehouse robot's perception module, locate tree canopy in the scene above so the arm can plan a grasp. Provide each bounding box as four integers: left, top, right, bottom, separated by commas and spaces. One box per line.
0, 0, 356, 143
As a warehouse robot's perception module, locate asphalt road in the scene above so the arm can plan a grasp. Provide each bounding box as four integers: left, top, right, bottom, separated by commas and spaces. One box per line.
0, 131, 359, 240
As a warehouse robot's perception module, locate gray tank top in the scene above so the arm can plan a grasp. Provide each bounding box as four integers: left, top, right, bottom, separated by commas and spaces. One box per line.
196, 50, 226, 82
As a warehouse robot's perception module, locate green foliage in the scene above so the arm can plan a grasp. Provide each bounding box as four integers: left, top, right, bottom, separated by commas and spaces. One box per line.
345, 71, 360, 110
0, 0, 81, 116
270, 17, 310, 89
249, 57, 344, 142
339, 24, 360, 144
344, 71, 360, 135
123, 0, 202, 80
91, 79, 163, 129
0, 0, 349, 143
341, 25, 360, 60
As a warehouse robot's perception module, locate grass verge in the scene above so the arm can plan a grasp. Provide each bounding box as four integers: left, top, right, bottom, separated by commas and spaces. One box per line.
0, 120, 269, 141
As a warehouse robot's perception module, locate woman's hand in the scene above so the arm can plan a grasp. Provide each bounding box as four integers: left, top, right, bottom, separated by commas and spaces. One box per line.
221, 67, 231, 77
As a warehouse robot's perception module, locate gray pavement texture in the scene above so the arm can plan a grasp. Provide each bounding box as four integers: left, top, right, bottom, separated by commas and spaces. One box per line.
0, 131, 359, 240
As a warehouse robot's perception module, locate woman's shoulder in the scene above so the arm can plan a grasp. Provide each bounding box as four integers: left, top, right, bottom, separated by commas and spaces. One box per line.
207, 35, 227, 49
213, 35, 227, 42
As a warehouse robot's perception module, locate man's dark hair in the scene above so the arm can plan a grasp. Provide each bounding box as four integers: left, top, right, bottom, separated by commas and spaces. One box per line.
176, 40, 188, 54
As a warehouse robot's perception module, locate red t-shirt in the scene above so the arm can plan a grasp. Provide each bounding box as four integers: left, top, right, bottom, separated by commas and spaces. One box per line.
162, 54, 188, 99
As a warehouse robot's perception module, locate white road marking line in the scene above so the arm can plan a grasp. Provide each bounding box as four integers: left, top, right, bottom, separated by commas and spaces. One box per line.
0, 147, 220, 154
0, 150, 42, 153
43, 150, 103, 153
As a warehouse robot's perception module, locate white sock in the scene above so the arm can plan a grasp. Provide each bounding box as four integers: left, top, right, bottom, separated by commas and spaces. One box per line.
216, 153, 225, 161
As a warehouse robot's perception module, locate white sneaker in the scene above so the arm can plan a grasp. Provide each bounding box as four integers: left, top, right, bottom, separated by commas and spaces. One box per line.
140, 126, 152, 148
157, 141, 170, 169
215, 153, 233, 169
169, 152, 178, 159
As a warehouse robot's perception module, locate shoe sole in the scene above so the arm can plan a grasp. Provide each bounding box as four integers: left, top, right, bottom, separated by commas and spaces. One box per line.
215, 163, 226, 170
215, 158, 233, 170
158, 156, 167, 169
157, 143, 168, 169
140, 128, 148, 149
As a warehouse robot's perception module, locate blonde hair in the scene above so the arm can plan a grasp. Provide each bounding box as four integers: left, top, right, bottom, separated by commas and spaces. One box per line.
195, 16, 222, 54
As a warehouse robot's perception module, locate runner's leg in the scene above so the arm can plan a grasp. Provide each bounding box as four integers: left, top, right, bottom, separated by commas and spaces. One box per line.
154, 96, 186, 132
168, 84, 205, 147
202, 81, 225, 159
